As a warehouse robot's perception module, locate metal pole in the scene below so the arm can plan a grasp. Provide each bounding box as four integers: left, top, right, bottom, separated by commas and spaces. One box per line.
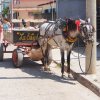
52, 0, 55, 21
50, 1, 53, 20
11, 0, 13, 20
56, 0, 59, 19
86, 0, 96, 74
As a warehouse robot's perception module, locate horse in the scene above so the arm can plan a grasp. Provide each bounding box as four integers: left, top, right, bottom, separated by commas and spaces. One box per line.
38, 18, 95, 77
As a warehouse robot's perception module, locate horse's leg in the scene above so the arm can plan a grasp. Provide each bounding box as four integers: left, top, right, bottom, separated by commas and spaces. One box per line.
67, 50, 71, 77
60, 49, 65, 77
43, 43, 50, 71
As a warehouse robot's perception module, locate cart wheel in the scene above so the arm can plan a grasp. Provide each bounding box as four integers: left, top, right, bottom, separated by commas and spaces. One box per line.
3, 42, 9, 52
0, 43, 3, 61
41, 44, 52, 66
12, 49, 23, 68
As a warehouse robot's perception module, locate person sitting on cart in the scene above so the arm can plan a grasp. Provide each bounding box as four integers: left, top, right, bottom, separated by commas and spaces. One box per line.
3, 18, 11, 31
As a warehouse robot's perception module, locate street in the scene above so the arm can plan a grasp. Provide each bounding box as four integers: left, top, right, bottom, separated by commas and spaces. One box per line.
0, 45, 99, 100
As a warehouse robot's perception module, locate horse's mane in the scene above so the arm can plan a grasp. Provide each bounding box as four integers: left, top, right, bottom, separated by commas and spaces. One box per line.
67, 19, 77, 32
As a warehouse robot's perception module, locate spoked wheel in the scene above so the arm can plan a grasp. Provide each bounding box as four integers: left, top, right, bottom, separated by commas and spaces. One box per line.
12, 49, 24, 68
0, 43, 4, 61
41, 44, 52, 66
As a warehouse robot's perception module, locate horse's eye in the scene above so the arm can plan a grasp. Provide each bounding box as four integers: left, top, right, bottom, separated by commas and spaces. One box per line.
83, 26, 87, 33
89, 33, 91, 36
63, 27, 67, 31
91, 26, 94, 33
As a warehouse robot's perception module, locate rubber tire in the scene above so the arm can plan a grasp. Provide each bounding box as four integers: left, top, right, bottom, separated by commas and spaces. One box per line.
12, 49, 23, 68
41, 44, 52, 66
0, 43, 3, 61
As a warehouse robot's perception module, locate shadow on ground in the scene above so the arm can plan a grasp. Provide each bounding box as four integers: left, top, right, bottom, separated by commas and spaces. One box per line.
0, 58, 76, 85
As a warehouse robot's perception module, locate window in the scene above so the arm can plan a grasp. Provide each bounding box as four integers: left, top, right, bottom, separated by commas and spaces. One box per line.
28, 12, 33, 16
13, 0, 20, 5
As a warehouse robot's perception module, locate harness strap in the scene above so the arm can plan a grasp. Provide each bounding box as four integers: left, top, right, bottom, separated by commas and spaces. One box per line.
66, 36, 78, 43
45, 23, 54, 36
62, 20, 80, 43
75, 20, 80, 31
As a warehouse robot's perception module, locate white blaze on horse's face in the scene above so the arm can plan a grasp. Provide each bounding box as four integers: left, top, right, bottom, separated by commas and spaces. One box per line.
80, 18, 94, 42
69, 30, 79, 38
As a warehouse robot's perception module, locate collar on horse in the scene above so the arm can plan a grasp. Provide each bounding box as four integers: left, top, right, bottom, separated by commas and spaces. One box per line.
66, 36, 78, 43
62, 19, 80, 43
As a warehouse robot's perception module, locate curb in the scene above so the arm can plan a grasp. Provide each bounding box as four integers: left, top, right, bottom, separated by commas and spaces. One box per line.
53, 60, 100, 97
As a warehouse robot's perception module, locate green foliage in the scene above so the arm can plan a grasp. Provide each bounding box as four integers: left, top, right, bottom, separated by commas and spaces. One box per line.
2, 7, 9, 18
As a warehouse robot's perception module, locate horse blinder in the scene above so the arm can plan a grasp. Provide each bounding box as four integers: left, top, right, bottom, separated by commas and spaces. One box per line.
80, 24, 94, 43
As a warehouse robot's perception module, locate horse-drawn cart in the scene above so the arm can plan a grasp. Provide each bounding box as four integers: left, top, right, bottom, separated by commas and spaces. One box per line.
0, 27, 52, 67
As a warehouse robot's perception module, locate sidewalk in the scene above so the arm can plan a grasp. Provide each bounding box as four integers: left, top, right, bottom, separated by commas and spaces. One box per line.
52, 47, 100, 97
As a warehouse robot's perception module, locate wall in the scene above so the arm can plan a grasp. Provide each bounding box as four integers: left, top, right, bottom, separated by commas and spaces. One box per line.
13, 0, 53, 8
57, 0, 86, 19
12, 0, 44, 19
97, 0, 100, 39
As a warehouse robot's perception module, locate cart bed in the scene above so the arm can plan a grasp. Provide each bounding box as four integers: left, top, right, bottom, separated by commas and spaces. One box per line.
3, 28, 39, 45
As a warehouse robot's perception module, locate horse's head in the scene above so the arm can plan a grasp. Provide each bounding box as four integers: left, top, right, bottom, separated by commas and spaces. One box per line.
54, 18, 95, 44
79, 18, 95, 43
58, 18, 79, 43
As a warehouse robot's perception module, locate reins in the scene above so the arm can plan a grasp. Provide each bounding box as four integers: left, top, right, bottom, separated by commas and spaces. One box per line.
71, 36, 94, 74
78, 41, 93, 74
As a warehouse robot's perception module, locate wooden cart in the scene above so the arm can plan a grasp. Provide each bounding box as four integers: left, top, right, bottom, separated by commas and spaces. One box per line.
0, 28, 52, 67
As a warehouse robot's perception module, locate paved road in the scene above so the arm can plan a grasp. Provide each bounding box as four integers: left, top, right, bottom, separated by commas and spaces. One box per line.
0, 45, 99, 100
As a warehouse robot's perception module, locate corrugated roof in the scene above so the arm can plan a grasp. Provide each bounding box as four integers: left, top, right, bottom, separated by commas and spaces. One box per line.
19, 0, 54, 5
38, 0, 56, 6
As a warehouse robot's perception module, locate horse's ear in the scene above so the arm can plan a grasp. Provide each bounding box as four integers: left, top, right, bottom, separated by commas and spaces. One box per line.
64, 17, 67, 21
92, 26, 95, 32
86, 18, 90, 23
79, 19, 85, 24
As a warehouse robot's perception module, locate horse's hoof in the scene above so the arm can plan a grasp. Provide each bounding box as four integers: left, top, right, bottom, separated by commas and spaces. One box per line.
61, 74, 64, 78
61, 74, 65, 78
68, 74, 73, 78
43, 67, 51, 71
47, 67, 51, 71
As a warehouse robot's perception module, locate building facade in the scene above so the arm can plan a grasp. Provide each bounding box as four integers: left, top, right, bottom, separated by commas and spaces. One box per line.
11, 0, 54, 19
38, 0, 56, 20
12, 0, 41, 19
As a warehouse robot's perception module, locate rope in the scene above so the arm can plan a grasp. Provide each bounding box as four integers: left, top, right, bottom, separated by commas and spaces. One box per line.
71, 39, 86, 57
77, 41, 93, 74
71, 37, 93, 74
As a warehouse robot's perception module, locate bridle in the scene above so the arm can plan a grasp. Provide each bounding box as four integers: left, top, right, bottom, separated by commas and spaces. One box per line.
80, 22, 94, 43
61, 18, 95, 44
62, 19, 80, 43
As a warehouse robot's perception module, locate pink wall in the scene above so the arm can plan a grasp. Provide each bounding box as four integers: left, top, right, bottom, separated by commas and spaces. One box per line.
14, 0, 53, 7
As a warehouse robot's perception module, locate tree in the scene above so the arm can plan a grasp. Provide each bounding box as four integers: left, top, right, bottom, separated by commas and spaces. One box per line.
2, 7, 10, 18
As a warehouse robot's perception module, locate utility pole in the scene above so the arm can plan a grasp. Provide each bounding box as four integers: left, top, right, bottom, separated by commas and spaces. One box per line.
50, 0, 55, 21
86, 0, 96, 74
11, 0, 13, 20
56, 0, 58, 18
